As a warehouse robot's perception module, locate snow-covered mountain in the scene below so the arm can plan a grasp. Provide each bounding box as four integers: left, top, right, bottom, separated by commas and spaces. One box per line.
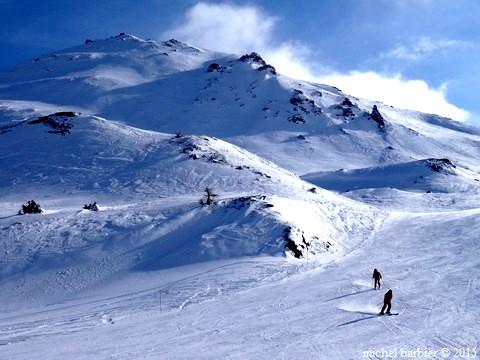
0, 111, 379, 303
0, 34, 479, 359
2, 33, 480, 175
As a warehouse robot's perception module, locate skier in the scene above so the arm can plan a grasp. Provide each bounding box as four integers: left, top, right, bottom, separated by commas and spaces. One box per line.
372, 268, 382, 290
379, 289, 393, 315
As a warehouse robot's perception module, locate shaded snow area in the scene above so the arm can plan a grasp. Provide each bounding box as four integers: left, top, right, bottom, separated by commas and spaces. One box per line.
0, 34, 479, 359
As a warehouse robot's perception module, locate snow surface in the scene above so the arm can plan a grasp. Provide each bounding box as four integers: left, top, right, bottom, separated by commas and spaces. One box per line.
0, 34, 479, 359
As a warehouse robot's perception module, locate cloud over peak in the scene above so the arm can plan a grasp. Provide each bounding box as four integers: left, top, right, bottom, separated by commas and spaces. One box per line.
318, 72, 469, 121
163, 2, 275, 54
163, 2, 469, 121
162, 2, 322, 81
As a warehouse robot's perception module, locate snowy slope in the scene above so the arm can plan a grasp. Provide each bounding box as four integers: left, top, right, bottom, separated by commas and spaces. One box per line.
0, 34, 479, 359
303, 158, 480, 193
1, 34, 480, 175
0, 35, 221, 104
0, 209, 478, 359
0, 111, 380, 309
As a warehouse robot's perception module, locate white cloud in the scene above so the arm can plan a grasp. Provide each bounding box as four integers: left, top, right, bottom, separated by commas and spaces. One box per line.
381, 36, 472, 61
163, 2, 469, 121
163, 2, 276, 54
162, 2, 321, 80
317, 72, 469, 121
265, 42, 325, 81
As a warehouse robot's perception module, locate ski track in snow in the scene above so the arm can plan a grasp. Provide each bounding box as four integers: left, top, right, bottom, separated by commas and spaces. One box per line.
0, 208, 479, 359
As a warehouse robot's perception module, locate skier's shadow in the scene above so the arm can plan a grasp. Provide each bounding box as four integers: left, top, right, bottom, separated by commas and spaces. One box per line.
337, 314, 378, 327
325, 288, 374, 302
0, 214, 18, 220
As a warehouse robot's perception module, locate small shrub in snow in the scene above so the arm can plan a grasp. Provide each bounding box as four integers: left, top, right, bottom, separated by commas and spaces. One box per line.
18, 200, 42, 215
83, 202, 99, 211
200, 187, 218, 206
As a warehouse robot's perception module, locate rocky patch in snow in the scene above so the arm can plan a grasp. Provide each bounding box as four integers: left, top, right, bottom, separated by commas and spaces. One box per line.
27, 111, 78, 135
174, 135, 273, 179
207, 63, 225, 73
331, 97, 359, 120
369, 105, 386, 129
287, 89, 322, 124
426, 158, 456, 174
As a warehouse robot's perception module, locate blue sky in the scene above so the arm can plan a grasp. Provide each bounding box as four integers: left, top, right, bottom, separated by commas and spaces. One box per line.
1, 0, 479, 122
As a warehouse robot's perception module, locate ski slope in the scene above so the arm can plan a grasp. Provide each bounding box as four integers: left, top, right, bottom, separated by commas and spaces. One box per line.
1, 208, 478, 359
0, 34, 479, 359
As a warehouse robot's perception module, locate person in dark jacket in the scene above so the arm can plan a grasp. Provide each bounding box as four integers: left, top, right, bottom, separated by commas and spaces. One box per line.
380, 289, 393, 315
372, 268, 382, 290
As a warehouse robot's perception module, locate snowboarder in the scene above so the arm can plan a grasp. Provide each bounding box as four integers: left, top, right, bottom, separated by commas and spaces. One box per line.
380, 289, 393, 315
372, 268, 382, 290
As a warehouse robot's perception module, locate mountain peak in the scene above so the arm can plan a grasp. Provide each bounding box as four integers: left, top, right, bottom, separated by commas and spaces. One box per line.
163, 38, 186, 46
83, 33, 146, 45
161, 38, 203, 53
110, 33, 144, 41
239, 52, 267, 66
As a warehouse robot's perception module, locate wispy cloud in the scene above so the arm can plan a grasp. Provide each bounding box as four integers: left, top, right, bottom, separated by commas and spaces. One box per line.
163, 2, 276, 55
163, 2, 469, 121
162, 2, 324, 81
381, 36, 472, 61
317, 72, 469, 121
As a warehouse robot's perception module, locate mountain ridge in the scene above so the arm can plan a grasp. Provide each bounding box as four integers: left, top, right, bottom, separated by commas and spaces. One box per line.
2, 34, 479, 177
